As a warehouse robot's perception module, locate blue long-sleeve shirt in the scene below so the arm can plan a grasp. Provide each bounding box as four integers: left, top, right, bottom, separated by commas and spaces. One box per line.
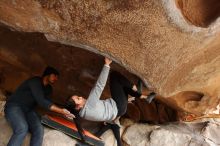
7, 76, 53, 110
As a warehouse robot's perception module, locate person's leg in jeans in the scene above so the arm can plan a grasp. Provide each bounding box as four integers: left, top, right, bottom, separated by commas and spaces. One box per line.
4, 104, 29, 146
26, 110, 44, 146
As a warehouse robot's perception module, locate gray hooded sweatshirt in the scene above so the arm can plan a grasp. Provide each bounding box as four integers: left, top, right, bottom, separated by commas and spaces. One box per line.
79, 65, 118, 122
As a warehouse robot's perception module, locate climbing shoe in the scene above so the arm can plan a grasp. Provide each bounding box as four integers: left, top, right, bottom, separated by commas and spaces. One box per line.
145, 92, 156, 103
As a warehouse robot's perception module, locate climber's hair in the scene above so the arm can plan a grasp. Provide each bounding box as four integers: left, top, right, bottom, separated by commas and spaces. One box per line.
66, 96, 77, 110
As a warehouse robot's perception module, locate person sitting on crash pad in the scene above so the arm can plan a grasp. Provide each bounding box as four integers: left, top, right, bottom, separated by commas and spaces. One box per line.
4, 66, 75, 146
66, 57, 156, 146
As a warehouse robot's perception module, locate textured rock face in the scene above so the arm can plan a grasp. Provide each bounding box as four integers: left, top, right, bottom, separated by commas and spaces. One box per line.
0, 0, 220, 119
123, 119, 220, 146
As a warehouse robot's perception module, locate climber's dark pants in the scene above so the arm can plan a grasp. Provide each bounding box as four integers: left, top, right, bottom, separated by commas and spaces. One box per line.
110, 71, 141, 116
97, 71, 141, 146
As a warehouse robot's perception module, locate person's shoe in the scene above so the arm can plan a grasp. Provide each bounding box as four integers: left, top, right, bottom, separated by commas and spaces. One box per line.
145, 92, 156, 103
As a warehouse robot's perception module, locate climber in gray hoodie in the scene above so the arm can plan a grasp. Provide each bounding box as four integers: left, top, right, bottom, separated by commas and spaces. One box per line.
67, 57, 155, 146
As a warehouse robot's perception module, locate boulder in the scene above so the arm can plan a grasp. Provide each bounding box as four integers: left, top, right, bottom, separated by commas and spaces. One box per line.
123, 120, 220, 146
201, 121, 220, 145
122, 124, 159, 146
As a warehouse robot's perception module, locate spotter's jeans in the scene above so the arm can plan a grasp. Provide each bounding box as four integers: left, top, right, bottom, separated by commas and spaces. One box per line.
4, 103, 44, 146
